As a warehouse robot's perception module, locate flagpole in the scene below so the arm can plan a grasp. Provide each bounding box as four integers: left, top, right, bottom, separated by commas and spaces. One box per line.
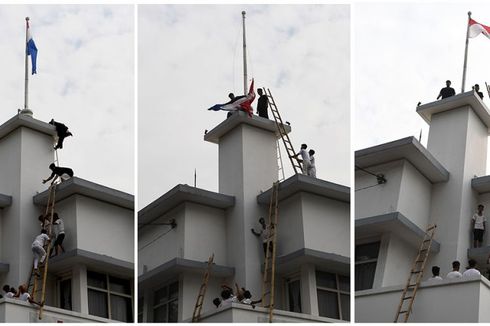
242, 11, 248, 95
22, 16, 33, 116
461, 11, 471, 93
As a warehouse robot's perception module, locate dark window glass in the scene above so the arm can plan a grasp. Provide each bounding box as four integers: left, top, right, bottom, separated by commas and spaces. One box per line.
87, 271, 107, 289
340, 294, 350, 321
316, 271, 337, 289
287, 280, 302, 313
338, 275, 350, 292
317, 289, 339, 319
355, 262, 377, 291
88, 289, 108, 319
153, 305, 168, 322
59, 279, 72, 310
109, 276, 131, 295
168, 299, 178, 322
355, 242, 380, 261
110, 294, 133, 322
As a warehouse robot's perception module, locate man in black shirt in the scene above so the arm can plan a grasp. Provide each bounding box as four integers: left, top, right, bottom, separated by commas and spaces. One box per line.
256, 88, 269, 119
437, 80, 456, 100
42, 163, 74, 184
473, 84, 484, 100
49, 119, 73, 150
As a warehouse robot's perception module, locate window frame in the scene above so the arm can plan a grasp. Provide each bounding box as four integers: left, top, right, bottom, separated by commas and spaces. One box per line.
316, 271, 350, 321
355, 241, 381, 291
152, 280, 179, 322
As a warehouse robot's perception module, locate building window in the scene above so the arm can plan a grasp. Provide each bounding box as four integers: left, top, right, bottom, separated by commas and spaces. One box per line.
153, 281, 178, 322
286, 279, 302, 313
355, 241, 381, 291
87, 271, 133, 322
59, 279, 72, 310
316, 271, 350, 321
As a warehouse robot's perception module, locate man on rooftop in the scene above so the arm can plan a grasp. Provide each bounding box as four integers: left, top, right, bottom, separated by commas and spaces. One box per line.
437, 80, 456, 100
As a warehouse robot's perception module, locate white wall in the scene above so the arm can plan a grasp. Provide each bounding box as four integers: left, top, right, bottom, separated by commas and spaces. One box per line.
397, 161, 432, 230
379, 233, 416, 287
276, 193, 305, 257
302, 193, 350, 258
184, 203, 227, 265
75, 195, 133, 263
138, 205, 185, 274
355, 161, 403, 219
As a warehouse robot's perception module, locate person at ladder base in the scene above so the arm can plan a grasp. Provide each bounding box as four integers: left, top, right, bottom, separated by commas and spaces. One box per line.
31, 229, 49, 276
49, 119, 73, 150
42, 163, 74, 184
295, 144, 310, 175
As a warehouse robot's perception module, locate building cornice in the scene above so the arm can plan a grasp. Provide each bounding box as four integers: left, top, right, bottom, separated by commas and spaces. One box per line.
257, 173, 350, 204
33, 177, 134, 210
0, 114, 56, 141
417, 90, 490, 132
204, 110, 290, 144
138, 184, 235, 227
356, 211, 441, 253
356, 136, 449, 183
471, 175, 490, 194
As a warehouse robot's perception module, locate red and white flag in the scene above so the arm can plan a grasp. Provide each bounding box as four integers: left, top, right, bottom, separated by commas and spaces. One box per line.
469, 18, 490, 39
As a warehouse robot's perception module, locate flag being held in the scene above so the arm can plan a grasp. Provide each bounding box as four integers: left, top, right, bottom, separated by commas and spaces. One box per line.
469, 18, 490, 39
208, 79, 255, 117
26, 19, 38, 74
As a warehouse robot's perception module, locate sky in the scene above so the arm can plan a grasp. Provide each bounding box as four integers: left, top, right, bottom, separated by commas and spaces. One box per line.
355, 3, 490, 162
0, 5, 134, 195
138, 4, 351, 208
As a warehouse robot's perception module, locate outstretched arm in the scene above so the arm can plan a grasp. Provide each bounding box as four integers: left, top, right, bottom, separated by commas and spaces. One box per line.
42, 172, 56, 184
251, 228, 261, 237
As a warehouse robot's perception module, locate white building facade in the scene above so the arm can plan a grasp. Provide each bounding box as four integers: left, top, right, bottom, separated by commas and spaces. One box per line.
138, 112, 350, 322
0, 114, 134, 322
355, 91, 490, 322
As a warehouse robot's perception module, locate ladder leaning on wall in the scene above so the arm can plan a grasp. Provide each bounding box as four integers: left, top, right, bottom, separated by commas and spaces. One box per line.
394, 224, 437, 323
264, 88, 303, 175
261, 181, 280, 323
191, 254, 215, 322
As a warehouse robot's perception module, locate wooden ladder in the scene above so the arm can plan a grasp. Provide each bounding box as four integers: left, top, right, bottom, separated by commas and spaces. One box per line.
264, 88, 303, 174
191, 254, 214, 322
33, 180, 59, 320
394, 224, 437, 323
276, 140, 285, 182
261, 182, 280, 323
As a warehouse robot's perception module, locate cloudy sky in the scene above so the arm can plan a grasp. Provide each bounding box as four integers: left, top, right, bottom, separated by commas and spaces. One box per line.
0, 5, 134, 194
138, 4, 351, 208
355, 3, 490, 159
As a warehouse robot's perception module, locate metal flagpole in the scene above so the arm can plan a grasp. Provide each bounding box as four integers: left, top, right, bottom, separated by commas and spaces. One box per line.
22, 17, 33, 116
461, 11, 472, 93
242, 11, 248, 95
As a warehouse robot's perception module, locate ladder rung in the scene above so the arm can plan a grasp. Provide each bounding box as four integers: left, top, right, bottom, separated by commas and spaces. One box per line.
402, 296, 413, 300
411, 270, 422, 274
407, 283, 417, 288
423, 239, 431, 242
399, 310, 408, 314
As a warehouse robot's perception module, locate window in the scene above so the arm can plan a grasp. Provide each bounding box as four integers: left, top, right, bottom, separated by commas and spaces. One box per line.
153, 281, 179, 322
286, 279, 302, 313
355, 242, 381, 291
316, 271, 350, 321
59, 279, 72, 310
87, 271, 133, 322
138, 297, 144, 322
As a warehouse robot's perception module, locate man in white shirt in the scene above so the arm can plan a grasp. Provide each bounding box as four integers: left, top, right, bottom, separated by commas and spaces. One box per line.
472, 204, 486, 248
2, 285, 14, 299
446, 260, 463, 279
31, 229, 49, 275
463, 259, 481, 277
51, 213, 65, 257
428, 266, 443, 281
251, 217, 273, 256
295, 144, 310, 175
307, 149, 316, 178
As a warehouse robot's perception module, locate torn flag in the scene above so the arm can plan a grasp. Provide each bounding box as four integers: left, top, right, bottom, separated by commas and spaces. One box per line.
208, 79, 255, 117
469, 18, 490, 39
26, 20, 38, 74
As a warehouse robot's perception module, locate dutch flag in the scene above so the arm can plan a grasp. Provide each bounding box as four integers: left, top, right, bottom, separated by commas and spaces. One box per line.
26, 20, 38, 75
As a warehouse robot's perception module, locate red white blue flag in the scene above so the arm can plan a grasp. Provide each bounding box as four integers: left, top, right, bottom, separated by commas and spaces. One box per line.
208, 79, 255, 117
26, 20, 38, 74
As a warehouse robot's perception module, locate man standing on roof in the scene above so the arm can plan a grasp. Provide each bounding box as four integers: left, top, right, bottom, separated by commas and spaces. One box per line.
437, 80, 456, 100
472, 204, 486, 248
308, 149, 316, 178
49, 119, 73, 150
295, 144, 310, 175
473, 84, 484, 99
256, 88, 269, 119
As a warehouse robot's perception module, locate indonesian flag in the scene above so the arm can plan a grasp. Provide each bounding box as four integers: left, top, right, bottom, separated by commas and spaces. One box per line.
208, 79, 255, 117
469, 18, 490, 39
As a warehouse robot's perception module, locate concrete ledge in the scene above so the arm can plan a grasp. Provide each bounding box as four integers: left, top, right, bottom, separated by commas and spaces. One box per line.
0, 193, 12, 208
471, 175, 490, 194
417, 90, 490, 132
139, 257, 234, 289
204, 110, 291, 144
193, 302, 345, 323
0, 114, 56, 141
0, 297, 113, 322
33, 176, 134, 210
356, 136, 449, 183
49, 249, 133, 278
0, 262, 9, 273
257, 173, 350, 204
276, 248, 350, 275
356, 212, 440, 253
139, 184, 235, 227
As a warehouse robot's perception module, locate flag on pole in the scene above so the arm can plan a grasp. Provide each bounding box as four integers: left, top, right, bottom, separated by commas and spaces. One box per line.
26, 20, 38, 74
469, 18, 490, 39
208, 79, 255, 117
